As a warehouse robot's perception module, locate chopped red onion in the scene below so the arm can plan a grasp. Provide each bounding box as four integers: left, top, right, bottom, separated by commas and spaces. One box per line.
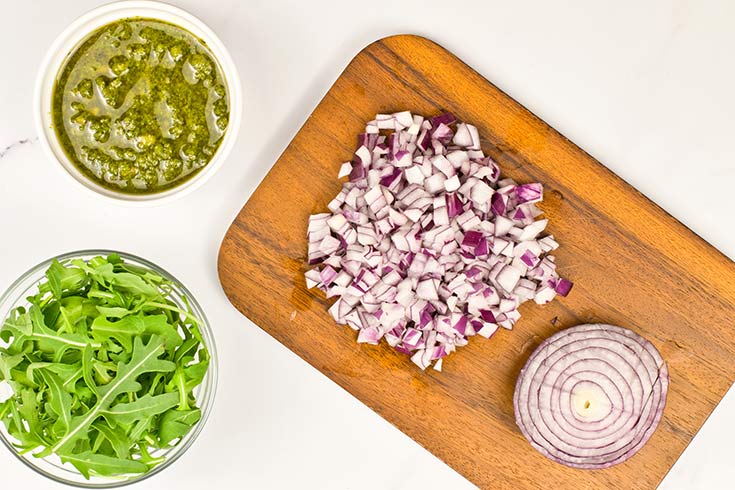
514, 324, 668, 468
306, 112, 572, 370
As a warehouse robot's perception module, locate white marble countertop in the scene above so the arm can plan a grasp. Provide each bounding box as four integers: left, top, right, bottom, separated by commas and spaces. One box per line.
0, 1, 733, 488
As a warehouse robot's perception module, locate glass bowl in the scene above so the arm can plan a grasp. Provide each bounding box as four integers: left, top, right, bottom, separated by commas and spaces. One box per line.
0, 250, 217, 487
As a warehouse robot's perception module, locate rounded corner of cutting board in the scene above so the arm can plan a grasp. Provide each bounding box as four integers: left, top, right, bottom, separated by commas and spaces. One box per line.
360, 33, 450, 58
217, 230, 239, 301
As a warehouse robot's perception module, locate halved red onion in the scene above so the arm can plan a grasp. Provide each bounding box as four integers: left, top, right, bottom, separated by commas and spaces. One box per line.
306, 111, 573, 370
513, 324, 668, 468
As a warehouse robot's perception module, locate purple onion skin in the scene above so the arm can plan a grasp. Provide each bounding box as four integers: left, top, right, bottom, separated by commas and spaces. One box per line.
429, 112, 457, 127
349, 162, 366, 182
555, 278, 574, 296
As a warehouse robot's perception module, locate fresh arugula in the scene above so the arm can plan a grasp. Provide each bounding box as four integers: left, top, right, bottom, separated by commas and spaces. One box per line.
0, 255, 209, 479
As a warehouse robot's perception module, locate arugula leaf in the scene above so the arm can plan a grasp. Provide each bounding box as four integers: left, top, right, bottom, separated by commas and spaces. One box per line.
0, 351, 24, 381
56, 297, 97, 333
58, 451, 148, 479
57, 305, 76, 334
28, 305, 101, 355
81, 344, 97, 396
17, 389, 41, 436
91, 315, 145, 351
26, 362, 81, 388
51, 336, 173, 454
0, 399, 11, 423
174, 337, 199, 364
96, 306, 133, 319
2, 308, 33, 345
158, 409, 202, 446
40, 370, 73, 434
0, 255, 210, 479
169, 367, 190, 410
141, 315, 183, 351
13, 388, 46, 451
93, 266, 160, 297
103, 392, 179, 426
184, 357, 209, 388
92, 420, 131, 459
44, 260, 65, 299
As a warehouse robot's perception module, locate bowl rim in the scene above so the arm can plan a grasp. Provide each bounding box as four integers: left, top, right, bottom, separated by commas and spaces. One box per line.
0, 249, 218, 488
33, 0, 243, 206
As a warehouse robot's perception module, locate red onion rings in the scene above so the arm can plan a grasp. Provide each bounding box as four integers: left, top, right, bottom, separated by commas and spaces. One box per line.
513, 324, 668, 469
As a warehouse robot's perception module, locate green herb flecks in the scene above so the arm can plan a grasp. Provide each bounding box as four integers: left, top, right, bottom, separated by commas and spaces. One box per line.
51, 18, 229, 195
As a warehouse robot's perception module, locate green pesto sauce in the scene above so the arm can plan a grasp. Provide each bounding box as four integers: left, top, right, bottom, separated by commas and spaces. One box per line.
52, 18, 229, 194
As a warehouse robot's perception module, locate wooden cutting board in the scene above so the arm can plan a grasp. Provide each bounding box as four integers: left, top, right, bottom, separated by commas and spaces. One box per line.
218, 35, 735, 489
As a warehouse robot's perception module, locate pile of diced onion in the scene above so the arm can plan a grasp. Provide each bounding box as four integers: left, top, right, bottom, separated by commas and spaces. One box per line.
305, 111, 572, 370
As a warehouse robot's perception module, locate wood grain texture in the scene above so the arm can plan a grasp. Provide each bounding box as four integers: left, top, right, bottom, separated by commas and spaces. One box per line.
218, 35, 735, 489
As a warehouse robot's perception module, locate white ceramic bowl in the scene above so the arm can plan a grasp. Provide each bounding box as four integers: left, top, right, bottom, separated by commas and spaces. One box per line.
34, 0, 242, 205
